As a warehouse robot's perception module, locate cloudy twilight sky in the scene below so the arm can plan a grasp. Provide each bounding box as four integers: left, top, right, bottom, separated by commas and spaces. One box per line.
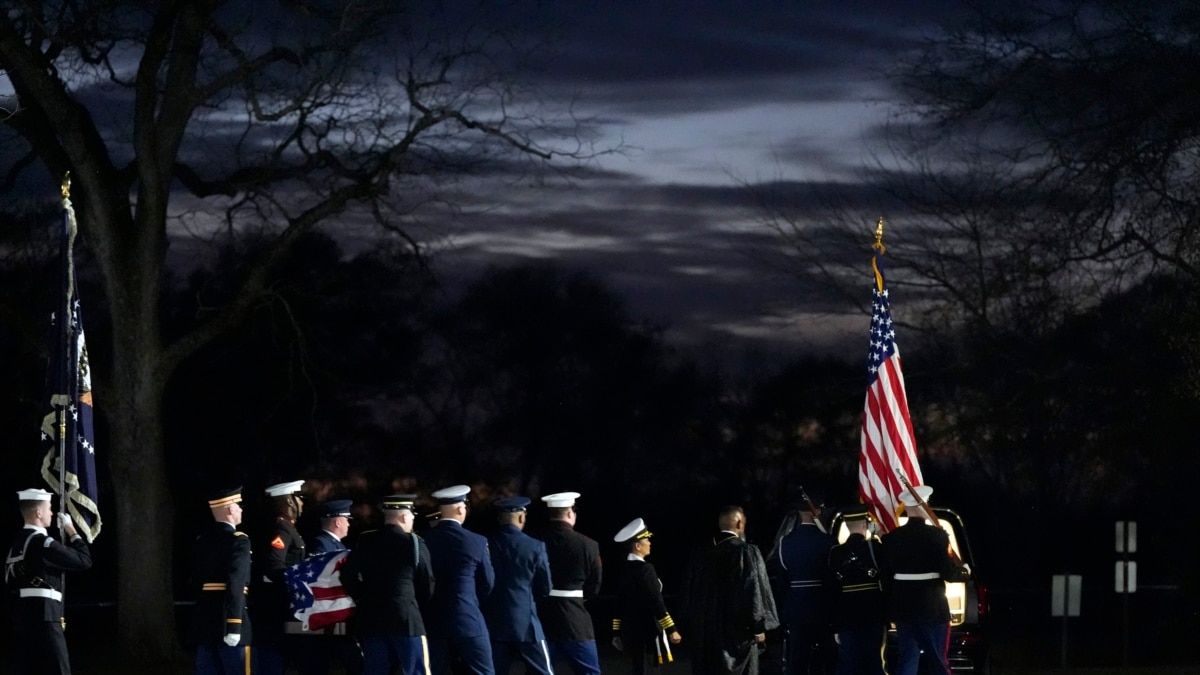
422, 2, 971, 366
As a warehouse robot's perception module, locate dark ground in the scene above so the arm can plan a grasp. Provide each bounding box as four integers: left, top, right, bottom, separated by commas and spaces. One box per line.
1, 585, 1196, 675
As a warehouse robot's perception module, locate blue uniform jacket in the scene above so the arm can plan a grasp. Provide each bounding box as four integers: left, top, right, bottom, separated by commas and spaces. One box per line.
307, 530, 346, 555
423, 519, 495, 638
775, 523, 834, 625
483, 524, 552, 642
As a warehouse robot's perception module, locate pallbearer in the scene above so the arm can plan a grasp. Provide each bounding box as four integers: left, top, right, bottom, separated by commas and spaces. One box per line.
5, 488, 93, 675
189, 487, 252, 675
424, 484, 496, 675
308, 499, 353, 554
537, 491, 602, 675
828, 505, 887, 675
612, 518, 681, 675
483, 496, 554, 674
341, 494, 433, 675
252, 479, 308, 675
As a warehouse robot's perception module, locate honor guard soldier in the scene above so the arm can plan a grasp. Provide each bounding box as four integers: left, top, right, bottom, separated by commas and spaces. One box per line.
305, 499, 362, 675
612, 518, 681, 675
423, 484, 496, 675
827, 505, 887, 675
5, 488, 93, 675
881, 485, 970, 675
773, 499, 834, 675
252, 479, 308, 675
308, 499, 353, 555
188, 487, 252, 675
483, 496, 554, 675
341, 494, 434, 675
537, 491, 602, 675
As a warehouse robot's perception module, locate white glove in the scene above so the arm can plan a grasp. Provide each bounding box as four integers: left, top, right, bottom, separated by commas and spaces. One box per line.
223, 633, 241, 647
57, 512, 74, 528
961, 563, 972, 576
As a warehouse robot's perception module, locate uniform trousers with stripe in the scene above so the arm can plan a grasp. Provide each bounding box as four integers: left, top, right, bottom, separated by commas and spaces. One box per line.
429, 636, 494, 675
362, 635, 428, 675
491, 640, 553, 675
834, 625, 885, 675
548, 640, 599, 675
893, 621, 950, 675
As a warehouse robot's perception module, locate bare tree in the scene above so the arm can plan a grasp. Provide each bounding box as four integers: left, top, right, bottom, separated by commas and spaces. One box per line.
0, 0, 593, 664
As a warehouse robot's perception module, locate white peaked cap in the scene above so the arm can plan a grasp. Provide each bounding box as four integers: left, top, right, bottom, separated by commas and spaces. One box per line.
614, 517, 652, 543
541, 492, 580, 508
431, 484, 471, 504
264, 480, 305, 497
16, 488, 52, 501
898, 484, 934, 507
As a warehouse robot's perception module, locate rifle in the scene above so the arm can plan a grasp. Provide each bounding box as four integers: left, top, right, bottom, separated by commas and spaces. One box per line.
796, 485, 827, 534
896, 473, 962, 565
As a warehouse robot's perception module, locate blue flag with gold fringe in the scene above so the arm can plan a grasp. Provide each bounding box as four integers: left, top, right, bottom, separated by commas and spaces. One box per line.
39, 183, 102, 542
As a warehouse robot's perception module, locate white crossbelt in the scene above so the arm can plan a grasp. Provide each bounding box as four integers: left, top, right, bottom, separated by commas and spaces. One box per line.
894, 572, 941, 581
548, 589, 584, 598
19, 588, 63, 601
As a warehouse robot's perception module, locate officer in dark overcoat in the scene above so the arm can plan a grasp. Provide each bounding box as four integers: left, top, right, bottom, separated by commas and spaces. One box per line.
188, 486, 253, 675
340, 494, 434, 675
827, 505, 887, 675
880, 485, 970, 675
251, 479, 308, 675
536, 491, 602, 675
611, 518, 681, 675
423, 484, 495, 675
5, 488, 93, 675
483, 496, 554, 675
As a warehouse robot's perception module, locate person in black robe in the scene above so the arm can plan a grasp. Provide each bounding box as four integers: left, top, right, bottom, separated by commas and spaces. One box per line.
683, 505, 779, 675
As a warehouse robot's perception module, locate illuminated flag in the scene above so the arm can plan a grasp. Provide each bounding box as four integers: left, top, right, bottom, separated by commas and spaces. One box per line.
285, 550, 355, 631
40, 186, 102, 542
859, 233, 923, 532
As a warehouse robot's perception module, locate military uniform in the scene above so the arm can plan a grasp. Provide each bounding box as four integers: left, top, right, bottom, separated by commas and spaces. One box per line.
612, 518, 678, 675
483, 497, 554, 675
538, 492, 602, 675
308, 530, 346, 555
252, 480, 308, 675
424, 485, 495, 675
827, 506, 886, 675
880, 486, 969, 675
340, 494, 433, 675
774, 520, 833, 675
5, 489, 93, 675
189, 487, 253, 675
304, 499, 361, 675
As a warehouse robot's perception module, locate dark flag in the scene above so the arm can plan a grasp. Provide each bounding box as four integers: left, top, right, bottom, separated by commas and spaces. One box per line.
39, 179, 102, 542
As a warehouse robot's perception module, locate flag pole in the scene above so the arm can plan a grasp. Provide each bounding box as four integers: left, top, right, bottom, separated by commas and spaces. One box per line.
56, 173, 75, 535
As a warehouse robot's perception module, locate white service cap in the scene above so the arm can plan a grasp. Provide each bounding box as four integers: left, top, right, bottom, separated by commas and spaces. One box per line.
541, 492, 580, 508
264, 480, 305, 497
614, 517, 653, 543
431, 484, 471, 504
898, 484, 933, 507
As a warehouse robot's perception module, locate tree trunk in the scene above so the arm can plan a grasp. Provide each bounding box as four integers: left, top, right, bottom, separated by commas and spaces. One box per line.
104, 284, 184, 667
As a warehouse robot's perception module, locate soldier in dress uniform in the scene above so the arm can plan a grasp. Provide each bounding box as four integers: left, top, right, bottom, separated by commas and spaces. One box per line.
611, 518, 682, 675
537, 491, 602, 675
5, 488, 92, 675
341, 494, 434, 675
308, 499, 353, 555
483, 496, 554, 675
827, 505, 887, 675
252, 479, 308, 675
304, 499, 362, 675
880, 485, 970, 675
188, 486, 252, 675
773, 500, 834, 675
423, 484, 496, 675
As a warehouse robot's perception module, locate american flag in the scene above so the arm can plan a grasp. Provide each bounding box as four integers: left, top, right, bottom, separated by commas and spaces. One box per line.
859, 247, 924, 532
285, 550, 355, 631
39, 194, 102, 543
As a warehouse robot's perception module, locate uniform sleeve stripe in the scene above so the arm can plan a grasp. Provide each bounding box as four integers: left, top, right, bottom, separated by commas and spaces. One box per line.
657, 614, 675, 629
